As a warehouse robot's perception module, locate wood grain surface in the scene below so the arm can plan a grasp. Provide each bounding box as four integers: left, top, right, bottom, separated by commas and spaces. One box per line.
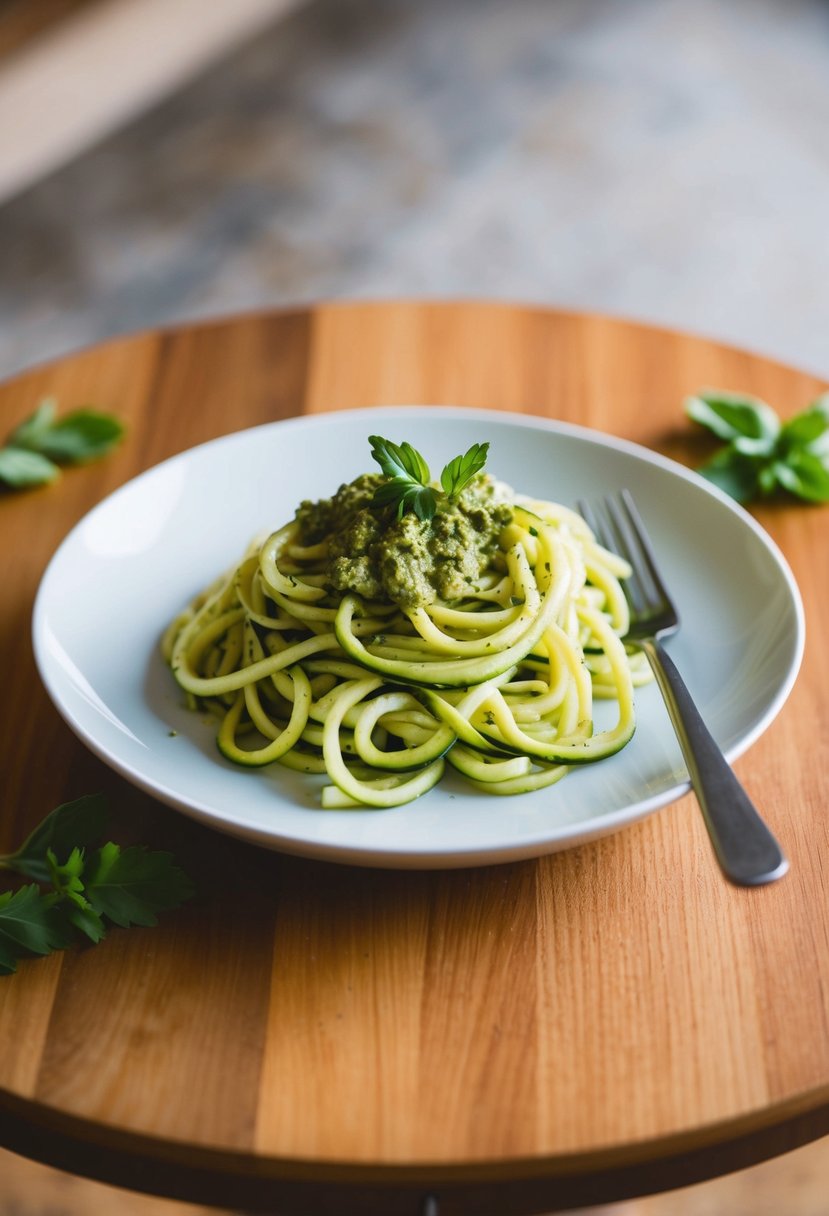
0, 301, 827, 1215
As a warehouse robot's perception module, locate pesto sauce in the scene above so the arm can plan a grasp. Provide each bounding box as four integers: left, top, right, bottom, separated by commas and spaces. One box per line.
295, 472, 513, 608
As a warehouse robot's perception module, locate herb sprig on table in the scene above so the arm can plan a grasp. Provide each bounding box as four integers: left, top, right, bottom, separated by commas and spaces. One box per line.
369, 435, 490, 520
0, 796, 194, 975
0, 398, 124, 489
686, 390, 829, 504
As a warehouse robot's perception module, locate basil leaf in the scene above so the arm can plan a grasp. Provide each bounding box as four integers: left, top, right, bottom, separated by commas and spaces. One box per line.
758, 464, 779, 495
685, 392, 780, 442
733, 435, 775, 458
810, 429, 829, 459
773, 449, 829, 503
811, 391, 829, 419
697, 448, 759, 502
0, 446, 59, 488
33, 409, 124, 463
8, 399, 57, 448
779, 400, 829, 449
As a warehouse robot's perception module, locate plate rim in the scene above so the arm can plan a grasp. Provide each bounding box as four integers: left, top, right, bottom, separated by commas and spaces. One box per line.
32, 405, 806, 868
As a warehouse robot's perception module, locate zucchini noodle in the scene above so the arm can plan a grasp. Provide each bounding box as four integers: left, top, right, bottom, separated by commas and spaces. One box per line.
162, 480, 650, 808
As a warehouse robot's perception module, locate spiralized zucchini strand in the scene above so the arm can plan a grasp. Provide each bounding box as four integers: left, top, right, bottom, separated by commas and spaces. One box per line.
164, 474, 649, 806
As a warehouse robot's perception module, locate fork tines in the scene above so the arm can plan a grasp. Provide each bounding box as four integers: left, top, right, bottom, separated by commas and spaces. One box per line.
576, 489, 679, 626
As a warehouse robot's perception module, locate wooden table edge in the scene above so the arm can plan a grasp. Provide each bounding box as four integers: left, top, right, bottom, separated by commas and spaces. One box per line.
3, 302, 828, 1215
4, 1084, 829, 1214
6, 297, 827, 390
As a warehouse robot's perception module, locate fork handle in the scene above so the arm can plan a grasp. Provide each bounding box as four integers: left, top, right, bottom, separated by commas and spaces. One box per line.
641, 638, 788, 887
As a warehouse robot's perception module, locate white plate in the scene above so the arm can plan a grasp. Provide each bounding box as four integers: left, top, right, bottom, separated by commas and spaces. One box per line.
33, 407, 804, 869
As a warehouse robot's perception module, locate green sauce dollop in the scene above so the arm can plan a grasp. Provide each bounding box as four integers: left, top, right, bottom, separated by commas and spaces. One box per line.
295, 473, 513, 609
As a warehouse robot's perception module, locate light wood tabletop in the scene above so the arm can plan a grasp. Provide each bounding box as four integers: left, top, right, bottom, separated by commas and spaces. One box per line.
0, 300, 827, 1215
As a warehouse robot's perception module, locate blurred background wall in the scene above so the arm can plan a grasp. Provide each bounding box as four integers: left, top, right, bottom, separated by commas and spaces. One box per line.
0, 0, 827, 382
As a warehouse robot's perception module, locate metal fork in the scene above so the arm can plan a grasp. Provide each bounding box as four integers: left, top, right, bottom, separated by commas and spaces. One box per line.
578, 489, 788, 887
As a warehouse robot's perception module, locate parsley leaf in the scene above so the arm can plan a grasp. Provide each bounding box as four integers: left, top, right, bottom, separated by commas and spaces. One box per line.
84, 842, 194, 929
369, 436, 438, 520
0, 796, 193, 975
371, 476, 438, 521
0, 886, 74, 976
440, 442, 490, 500
46, 847, 107, 943
368, 435, 491, 520
1, 794, 108, 883
0, 398, 124, 490
686, 390, 829, 504
369, 436, 430, 485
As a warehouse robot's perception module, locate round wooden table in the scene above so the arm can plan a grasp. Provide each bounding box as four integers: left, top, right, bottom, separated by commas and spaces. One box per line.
1, 301, 827, 1215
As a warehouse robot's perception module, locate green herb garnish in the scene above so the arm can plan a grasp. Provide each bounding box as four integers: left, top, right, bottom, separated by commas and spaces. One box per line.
369, 435, 490, 520
0, 398, 124, 489
369, 436, 438, 520
685, 389, 829, 504
0, 795, 193, 975
440, 441, 489, 499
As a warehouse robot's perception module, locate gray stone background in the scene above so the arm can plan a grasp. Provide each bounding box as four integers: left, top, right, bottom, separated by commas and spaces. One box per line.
2, 0, 828, 382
